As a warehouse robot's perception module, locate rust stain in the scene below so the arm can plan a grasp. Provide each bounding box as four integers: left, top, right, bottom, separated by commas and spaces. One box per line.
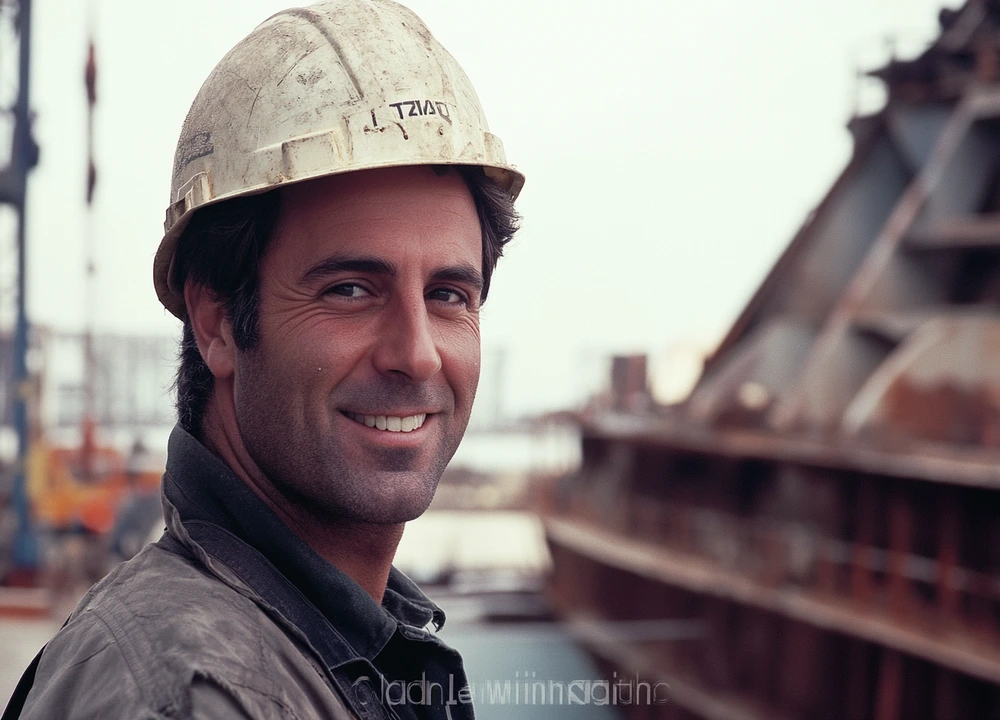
879, 378, 1000, 447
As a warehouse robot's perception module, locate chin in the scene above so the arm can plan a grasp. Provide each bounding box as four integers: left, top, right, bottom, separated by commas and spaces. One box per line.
330, 496, 436, 525
300, 469, 442, 525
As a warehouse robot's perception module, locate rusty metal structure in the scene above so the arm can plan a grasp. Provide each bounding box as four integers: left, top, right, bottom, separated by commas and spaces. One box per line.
544, 2, 1000, 718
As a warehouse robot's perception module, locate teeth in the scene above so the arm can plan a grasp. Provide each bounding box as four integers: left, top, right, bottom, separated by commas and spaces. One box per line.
348, 413, 427, 433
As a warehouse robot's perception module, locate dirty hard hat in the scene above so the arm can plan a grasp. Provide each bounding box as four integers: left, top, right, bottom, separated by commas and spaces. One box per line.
153, 0, 524, 319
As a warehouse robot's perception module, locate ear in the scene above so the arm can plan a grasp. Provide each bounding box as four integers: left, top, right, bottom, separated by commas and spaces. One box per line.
184, 281, 236, 380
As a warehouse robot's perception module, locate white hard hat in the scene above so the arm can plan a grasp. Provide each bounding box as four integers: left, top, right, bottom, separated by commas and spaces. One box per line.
154, 0, 524, 319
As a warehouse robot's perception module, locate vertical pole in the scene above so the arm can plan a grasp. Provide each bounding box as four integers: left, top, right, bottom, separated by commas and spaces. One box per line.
936, 489, 960, 627
10, 0, 39, 578
81, 34, 98, 481
887, 484, 913, 621
933, 668, 957, 720
845, 641, 870, 720
874, 649, 903, 720
851, 481, 877, 607
816, 485, 840, 596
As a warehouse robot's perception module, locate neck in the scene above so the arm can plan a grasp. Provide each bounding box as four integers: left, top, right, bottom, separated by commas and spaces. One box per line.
298, 520, 405, 602
199, 394, 402, 603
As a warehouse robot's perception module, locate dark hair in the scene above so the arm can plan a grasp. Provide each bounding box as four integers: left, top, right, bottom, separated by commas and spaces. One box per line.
174, 166, 520, 438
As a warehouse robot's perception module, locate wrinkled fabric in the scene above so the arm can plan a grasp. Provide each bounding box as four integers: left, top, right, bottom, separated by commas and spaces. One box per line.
21, 536, 354, 719
19, 426, 475, 720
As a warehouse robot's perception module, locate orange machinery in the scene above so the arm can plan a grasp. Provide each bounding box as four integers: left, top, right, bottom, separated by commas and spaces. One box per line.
26, 420, 161, 536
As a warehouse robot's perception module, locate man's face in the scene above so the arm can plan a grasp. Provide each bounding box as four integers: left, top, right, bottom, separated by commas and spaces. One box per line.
232, 166, 483, 524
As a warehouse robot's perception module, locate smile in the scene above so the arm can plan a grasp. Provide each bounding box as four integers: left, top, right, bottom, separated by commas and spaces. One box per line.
344, 412, 428, 433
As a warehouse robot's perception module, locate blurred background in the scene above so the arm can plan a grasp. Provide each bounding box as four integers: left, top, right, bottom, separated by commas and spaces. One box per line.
6, 0, 1000, 717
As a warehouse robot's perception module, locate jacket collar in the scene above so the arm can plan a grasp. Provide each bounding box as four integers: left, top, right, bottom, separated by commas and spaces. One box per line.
161, 424, 445, 665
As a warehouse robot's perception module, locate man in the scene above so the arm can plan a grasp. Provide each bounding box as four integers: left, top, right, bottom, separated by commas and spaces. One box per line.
5, 1, 522, 718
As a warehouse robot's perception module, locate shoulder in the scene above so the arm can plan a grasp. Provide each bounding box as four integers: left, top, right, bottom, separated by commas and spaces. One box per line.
82, 537, 275, 661
21, 539, 349, 719
19, 607, 135, 719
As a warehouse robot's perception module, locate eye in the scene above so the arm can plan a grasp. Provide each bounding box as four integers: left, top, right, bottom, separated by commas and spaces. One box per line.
325, 283, 371, 298
427, 287, 468, 305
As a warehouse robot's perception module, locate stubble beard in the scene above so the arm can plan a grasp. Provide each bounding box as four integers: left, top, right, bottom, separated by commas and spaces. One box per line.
233, 347, 468, 525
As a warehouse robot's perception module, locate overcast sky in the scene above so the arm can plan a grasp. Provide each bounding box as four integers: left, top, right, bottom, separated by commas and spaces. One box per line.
9, 0, 963, 415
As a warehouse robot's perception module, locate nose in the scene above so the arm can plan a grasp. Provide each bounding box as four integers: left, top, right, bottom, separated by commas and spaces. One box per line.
372, 294, 443, 381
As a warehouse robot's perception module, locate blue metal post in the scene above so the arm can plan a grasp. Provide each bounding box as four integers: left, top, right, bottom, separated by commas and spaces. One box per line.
10, 0, 39, 575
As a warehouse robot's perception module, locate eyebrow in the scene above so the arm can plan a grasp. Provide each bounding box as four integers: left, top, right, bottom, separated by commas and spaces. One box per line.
431, 265, 484, 294
300, 255, 396, 284
300, 254, 484, 293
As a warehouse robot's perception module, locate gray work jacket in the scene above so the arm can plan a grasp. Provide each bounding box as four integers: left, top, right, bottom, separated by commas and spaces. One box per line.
12, 426, 473, 720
